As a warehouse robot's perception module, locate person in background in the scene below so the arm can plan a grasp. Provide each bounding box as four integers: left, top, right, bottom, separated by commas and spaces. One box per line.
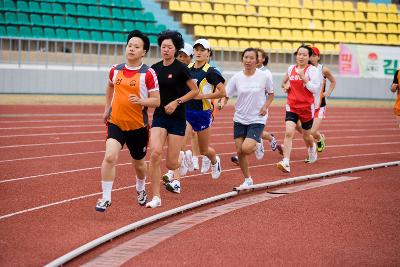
96, 30, 160, 212
146, 30, 199, 208
220, 47, 274, 187
391, 68, 400, 128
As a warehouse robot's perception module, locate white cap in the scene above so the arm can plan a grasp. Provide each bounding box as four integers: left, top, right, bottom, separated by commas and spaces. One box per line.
179, 43, 193, 56
193, 39, 211, 50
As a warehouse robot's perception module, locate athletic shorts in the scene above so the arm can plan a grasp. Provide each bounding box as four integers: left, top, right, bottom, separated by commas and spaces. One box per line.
151, 114, 186, 136
186, 109, 212, 132
233, 122, 264, 142
285, 111, 313, 130
314, 106, 326, 119
107, 123, 149, 160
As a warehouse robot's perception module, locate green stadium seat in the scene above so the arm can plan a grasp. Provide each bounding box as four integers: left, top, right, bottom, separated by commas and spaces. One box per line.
19, 26, 32, 37
6, 26, 18, 37
42, 15, 54, 26
91, 31, 103, 41
76, 5, 88, 16
135, 22, 147, 33
77, 17, 90, 29
133, 0, 143, 9
99, 0, 111, 7
40, 2, 53, 14
0, 26, 6, 36
30, 14, 43, 26
134, 10, 144, 21
28, 2, 40, 12
114, 33, 125, 43
54, 16, 66, 27
102, 31, 113, 42
56, 28, 68, 39
5, 12, 17, 24
67, 29, 79, 40
88, 6, 99, 17
99, 7, 111, 18
17, 13, 30, 25
66, 17, 78, 28
65, 4, 77, 15
4, 0, 16, 11
143, 12, 155, 22
16, 1, 29, 12
52, 3, 64, 15
88, 18, 101, 30
101, 19, 113, 31
122, 9, 135, 20
0, 13, 4, 24
146, 23, 158, 34
149, 35, 157, 44
123, 21, 135, 31
156, 24, 166, 33
32, 27, 44, 38
79, 30, 90, 40
112, 8, 124, 19
44, 27, 56, 39
112, 20, 123, 30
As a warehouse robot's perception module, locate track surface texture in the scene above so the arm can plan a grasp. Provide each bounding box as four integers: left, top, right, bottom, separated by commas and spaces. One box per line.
0, 102, 399, 266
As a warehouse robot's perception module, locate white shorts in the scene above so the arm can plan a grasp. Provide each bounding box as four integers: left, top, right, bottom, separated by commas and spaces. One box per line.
314, 106, 326, 119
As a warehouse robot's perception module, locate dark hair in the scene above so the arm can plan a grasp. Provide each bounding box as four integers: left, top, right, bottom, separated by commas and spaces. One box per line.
157, 30, 184, 57
294, 44, 314, 57
241, 47, 258, 61
126, 30, 150, 54
256, 48, 269, 66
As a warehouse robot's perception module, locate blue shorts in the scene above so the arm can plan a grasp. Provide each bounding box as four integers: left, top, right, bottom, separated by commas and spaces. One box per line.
186, 109, 212, 132
151, 114, 186, 136
233, 122, 264, 142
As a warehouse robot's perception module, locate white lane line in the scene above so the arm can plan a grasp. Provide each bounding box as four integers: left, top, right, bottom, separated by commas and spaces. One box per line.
1, 133, 399, 163
0, 139, 104, 149
0, 153, 398, 221
0, 124, 102, 130
81, 176, 360, 267
1, 147, 400, 184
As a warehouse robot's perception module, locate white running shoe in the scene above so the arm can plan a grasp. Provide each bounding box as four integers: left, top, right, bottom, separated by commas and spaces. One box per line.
165, 179, 181, 194
137, 190, 147, 206
162, 171, 174, 184
192, 156, 199, 170
145, 196, 161, 208
95, 198, 111, 212
270, 134, 278, 151
201, 156, 211, 173
255, 141, 265, 160
240, 177, 253, 187
179, 151, 188, 176
307, 144, 318, 163
277, 160, 291, 173
211, 156, 221, 179
184, 150, 194, 172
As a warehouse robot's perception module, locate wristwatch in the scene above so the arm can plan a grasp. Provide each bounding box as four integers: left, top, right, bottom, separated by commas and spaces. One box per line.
177, 99, 183, 105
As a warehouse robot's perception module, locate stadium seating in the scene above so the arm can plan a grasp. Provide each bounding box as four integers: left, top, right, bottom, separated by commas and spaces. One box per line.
0, 0, 166, 43
173, 0, 399, 53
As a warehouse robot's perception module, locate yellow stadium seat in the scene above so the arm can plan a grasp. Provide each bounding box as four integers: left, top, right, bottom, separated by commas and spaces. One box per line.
225, 4, 236, 14
246, 5, 257, 15
377, 23, 388, 33
194, 25, 205, 36
344, 21, 355, 32
335, 31, 346, 42
355, 32, 367, 44
303, 30, 313, 42
269, 7, 280, 17
324, 31, 334, 42
191, 2, 201, 12
203, 14, 214, 25
179, 1, 191, 12
235, 5, 246, 14
250, 40, 261, 48
282, 42, 293, 51
345, 32, 356, 43
377, 3, 387, 13
214, 4, 225, 14
313, 20, 323, 30
313, 0, 323, 10
280, 0, 290, 7
293, 42, 302, 50
334, 21, 345, 31
228, 40, 240, 51
215, 26, 227, 38
192, 14, 204, 24
366, 3, 377, 13
258, 17, 268, 26
334, 11, 345, 21
387, 23, 398, 33
303, 0, 313, 9
288, 0, 300, 6
270, 29, 281, 40
343, 1, 354, 11
367, 12, 378, 22
313, 43, 324, 52
217, 39, 229, 49
324, 21, 335, 31
323, 1, 334, 10
377, 13, 388, 23
281, 29, 292, 40
355, 11, 365, 21
258, 6, 269, 16
214, 14, 225, 25
280, 7, 291, 18
226, 26, 238, 38
271, 42, 282, 51
280, 18, 291, 28
314, 10, 324, 20
238, 27, 249, 38
333, 1, 345, 11
247, 16, 258, 27
169, 1, 180, 11
324, 43, 336, 53
208, 38, 218, 48
237, 16, 248, 26
387, 4, 397, 13
376, 34, 387, 45
313, 30, 324, 42
301, 8, 312, 19
260, 41, 271, 50
201, 3, 212, 13
181, 13, 193, 24
302, 19, 311, 29
249, 28, 260, 39
270, 17, 281, 28
324, 10, 335, 21
365, 22, 377, 33
249, 0, 261, 6
387, 34, 398, 45
259, 28, 269, 38
291, 29, 303, 40
226, 15, 237, 26
356, 2, 367, 12
366, 33, 377, 44
355, 22, 365, 32
204, 26, 216, 37
387, 13, 398, 23
291, 18, 302, 29
344, 11, 356, 21
239, 40, 250, 49
290, 8, 302, 18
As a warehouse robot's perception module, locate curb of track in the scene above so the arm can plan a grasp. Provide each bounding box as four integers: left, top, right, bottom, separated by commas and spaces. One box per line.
45, 160, 400, 267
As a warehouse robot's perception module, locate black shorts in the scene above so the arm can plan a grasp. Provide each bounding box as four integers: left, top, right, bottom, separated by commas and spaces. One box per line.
107, 123, 149, 160
151, 114, 186, 136
285, 111, 313, 130
233, 122, 265, 142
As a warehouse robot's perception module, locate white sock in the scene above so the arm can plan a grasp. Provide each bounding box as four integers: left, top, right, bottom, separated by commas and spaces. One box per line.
167, 169, 174, 176
192, 156, 198, 164
283, 157, 290, 165
308, 144, 316, 153
136, 176, 146, 192
102, 181, 113, 201
245, 176, 252, 181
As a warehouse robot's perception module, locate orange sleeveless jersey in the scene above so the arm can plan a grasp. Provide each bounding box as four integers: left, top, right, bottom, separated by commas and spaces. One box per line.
108, 63, 159, 131
395, 70, 400, 116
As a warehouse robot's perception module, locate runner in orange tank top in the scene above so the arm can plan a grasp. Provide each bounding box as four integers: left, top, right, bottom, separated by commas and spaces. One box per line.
391, 68, 400, 128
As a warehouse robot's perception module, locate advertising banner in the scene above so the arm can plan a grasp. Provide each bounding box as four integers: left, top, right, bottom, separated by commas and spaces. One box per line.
339, 44, 400, 78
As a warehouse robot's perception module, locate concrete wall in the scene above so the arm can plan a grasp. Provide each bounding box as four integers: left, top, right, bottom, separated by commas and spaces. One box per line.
0, 65, 395, 100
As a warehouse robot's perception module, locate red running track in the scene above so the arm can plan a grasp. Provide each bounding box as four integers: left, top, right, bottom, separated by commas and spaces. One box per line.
0, 104, 399, 266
